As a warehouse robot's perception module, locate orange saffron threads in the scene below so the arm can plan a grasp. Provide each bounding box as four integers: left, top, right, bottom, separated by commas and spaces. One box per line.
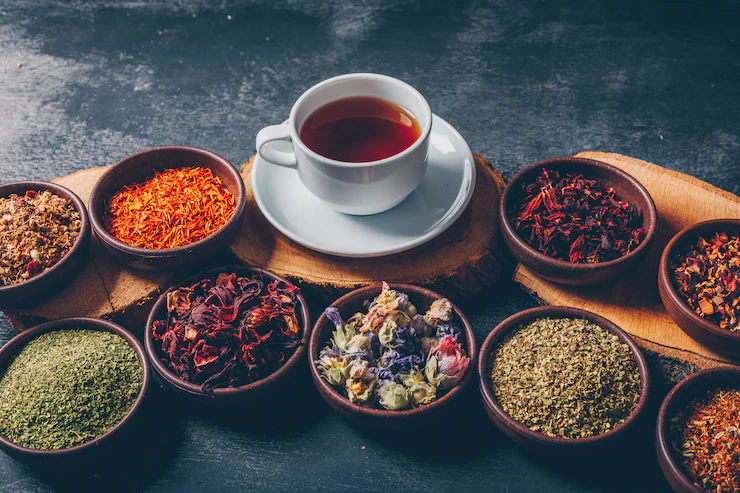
104, 167, 236, 250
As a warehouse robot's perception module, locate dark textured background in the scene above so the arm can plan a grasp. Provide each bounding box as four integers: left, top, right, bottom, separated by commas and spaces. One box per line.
0, 0, 738, 491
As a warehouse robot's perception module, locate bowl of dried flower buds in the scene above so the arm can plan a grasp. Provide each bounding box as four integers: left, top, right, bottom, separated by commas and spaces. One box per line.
499, 157, 657, 286
309, 282, 477, 429
656, 366, 740, 493
89, 146, 247, 271
145, 264, 310, 406
478, 306, 651, 451
0, 181, 90, 307
659, 219, 740, 357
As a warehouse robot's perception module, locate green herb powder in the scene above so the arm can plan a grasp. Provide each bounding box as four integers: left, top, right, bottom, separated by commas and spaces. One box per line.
489, 317, 641, 439
0, 329, 143, 450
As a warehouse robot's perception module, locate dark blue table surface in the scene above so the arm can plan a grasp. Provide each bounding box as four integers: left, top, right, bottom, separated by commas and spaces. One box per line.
0, 1, 738, 491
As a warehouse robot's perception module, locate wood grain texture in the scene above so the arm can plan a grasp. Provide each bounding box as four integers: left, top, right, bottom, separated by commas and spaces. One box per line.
514, 152, 740, 370
230, 152, 513, 297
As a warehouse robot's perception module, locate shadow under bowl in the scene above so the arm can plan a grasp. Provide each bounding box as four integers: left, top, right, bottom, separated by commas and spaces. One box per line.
478, 305, 651, 452
655, 366, 740, 493
0, 181, 91, 308
499, 156, 657, 286
658, 219, 740, 357
88, 146, 247, 271
308, 283, 478, 429
145, 264, 310, 407
0, 317, 150, 467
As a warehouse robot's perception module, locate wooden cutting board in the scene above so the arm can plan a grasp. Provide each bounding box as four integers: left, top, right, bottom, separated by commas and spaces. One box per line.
514, 151, 740, 379
5, 153, 511, 332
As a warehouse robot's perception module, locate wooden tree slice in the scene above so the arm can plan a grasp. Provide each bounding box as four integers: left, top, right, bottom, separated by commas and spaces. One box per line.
514, 151, 740, 379
229, 153, 512, 297
5, 152, 509, 331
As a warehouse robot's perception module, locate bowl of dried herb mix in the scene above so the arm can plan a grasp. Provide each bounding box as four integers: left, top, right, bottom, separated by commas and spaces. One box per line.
0, 317, 149, 465
0, 181, 90, 307
478, 306, 650, 450
309, 282, 477, 429
659, 219, 740, 357
88, 146, 247, 270
656, 366, 740, 493
145, 264, 310, 406
499, 157, 657, 286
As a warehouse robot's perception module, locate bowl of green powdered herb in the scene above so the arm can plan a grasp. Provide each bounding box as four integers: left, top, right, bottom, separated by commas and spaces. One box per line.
478, 306, 650, 451
0, 317, 149, 464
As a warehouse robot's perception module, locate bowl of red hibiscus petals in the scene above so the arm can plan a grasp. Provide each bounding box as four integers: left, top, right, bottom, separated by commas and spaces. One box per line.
0, 181, 91, 307
145, 265, 310, 406
309, 282, 477, 429
499, 157, 657, 286
659, 219, 740, 357
656, 366, 740, 493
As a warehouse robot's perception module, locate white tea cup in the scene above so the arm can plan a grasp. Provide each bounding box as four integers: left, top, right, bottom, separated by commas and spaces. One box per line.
255, 73, 432, 215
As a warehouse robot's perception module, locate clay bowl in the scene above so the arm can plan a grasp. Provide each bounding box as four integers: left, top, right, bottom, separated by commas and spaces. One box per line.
656, 366, 740, 493
0, 317, 150, 467
0, 181, 91, 308
659, 219, 740, 357
499, 157, 657, 286
478, 306, 651, 452
88, 146, 246, 270
145, 264, 310, 407
309, 283, 477, 429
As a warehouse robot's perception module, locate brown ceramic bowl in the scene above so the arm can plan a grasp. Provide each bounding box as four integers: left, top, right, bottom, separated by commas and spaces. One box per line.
0, 181, 91, 308
145, 264, 310, 407
88, 146, 247, 270
0, 317, 150, 466
656, 366, 740, 493
499, 157, 657, 286
659, 219, 740, 357
309, 283, 477, 429
478, 306, 651, 451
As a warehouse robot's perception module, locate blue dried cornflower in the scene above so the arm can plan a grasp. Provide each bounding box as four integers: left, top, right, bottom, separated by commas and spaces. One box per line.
374, 365, 395, 384
363, 330, 381, 359
325, 307, 344, 328
319, 344, 342, 360
381, 350, 423, 376
345, 348, 376, 366
436, 322, 461, 341
394, 325, 421, 356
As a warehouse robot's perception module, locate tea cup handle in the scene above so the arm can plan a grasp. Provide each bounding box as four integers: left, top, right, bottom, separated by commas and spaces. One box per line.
256, 124, 297, 168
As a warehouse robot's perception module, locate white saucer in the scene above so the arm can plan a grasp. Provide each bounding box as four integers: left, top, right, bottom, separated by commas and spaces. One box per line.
251, 114, 476, 258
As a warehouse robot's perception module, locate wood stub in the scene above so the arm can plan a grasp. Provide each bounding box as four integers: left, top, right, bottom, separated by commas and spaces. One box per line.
513, 151, 740, 372
5, 152, 511, 331
229, 153, 513, 298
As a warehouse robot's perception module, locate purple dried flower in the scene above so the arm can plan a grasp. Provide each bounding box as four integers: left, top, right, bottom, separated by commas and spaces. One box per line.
325, 307, 344, 328
394, 325, 422, 358
364, 330, 381, 359
411, 315, 428, 333
436, 322, 461, 341
381, 350, 423, 376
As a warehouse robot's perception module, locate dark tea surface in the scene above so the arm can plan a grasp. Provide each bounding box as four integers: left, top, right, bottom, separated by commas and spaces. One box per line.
300, 96, 421, 163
